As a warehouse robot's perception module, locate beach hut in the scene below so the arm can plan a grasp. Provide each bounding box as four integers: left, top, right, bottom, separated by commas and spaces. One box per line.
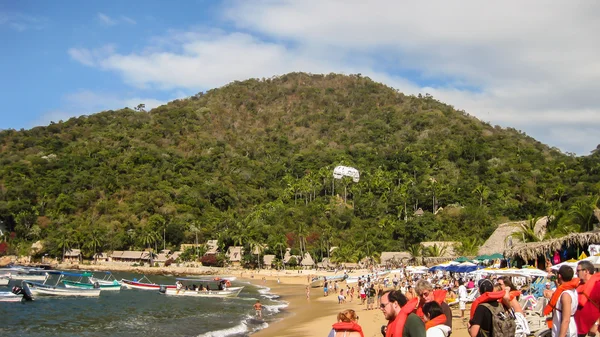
263, 254, 276, 269
300, 252, 315, 269
504, 230, 600, 263
380, 252, 411, 267
479, 217, 549, 256
63, 249, 82, 263
227, 246, 243, 267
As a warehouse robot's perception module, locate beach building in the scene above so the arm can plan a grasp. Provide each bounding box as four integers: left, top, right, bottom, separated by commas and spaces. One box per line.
380, 252, 411, 267
63, 249, 82, 263
283, 248, 301, 266
93, 252, 110, 263
317, 257, 335, 270
204, 240, 219, 256
110, 250, 152, 264
479, 217, 548, 257
227, 246, 243, 266
300, 252, 315, 269
263, 254, 276, 269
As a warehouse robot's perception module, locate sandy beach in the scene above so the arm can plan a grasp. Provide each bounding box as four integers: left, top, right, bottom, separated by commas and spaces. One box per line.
244, 273, 471, 337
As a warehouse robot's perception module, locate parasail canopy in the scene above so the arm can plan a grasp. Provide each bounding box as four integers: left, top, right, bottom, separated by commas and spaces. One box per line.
333, 166, 360, 182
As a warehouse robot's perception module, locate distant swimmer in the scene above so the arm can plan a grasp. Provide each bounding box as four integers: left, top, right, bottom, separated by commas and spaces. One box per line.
254, 300, 263, 319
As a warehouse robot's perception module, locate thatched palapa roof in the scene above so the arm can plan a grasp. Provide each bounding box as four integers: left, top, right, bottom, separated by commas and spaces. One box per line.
504, 230, 600, 261
380, 252, 411, 265
479, 217, 548, 256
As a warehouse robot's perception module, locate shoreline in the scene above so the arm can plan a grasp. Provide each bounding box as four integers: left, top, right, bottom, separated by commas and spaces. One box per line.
50, 264, 472, 337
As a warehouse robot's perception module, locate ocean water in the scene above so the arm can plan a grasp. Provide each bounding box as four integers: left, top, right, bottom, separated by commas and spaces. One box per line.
0, 271, 288, 337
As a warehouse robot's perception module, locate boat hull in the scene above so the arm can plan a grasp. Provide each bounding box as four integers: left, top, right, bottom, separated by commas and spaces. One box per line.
63, 280, 121, 291
0, 292, 22, 302
121, 279, 176, 290
23, 281, 101, 297
161, 286, 244, 297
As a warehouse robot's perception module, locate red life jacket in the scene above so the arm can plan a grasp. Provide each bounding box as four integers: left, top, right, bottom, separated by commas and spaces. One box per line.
332, 321, 365, 337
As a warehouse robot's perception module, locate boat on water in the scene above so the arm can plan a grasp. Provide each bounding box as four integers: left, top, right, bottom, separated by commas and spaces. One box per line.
310, 274, 348, 288
89, 271, 122, 286
0, 286, 34, 302
62, 272, 121, 291
159, 277, 243, 297
22, 271, 101, 297
1, 267, 48, 281
121, 275, 176, 290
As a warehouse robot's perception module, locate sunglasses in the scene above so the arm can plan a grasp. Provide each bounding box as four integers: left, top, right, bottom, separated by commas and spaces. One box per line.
380, 302, 391, 309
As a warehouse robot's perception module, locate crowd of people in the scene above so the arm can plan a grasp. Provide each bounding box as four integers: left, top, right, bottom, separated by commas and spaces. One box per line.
325, 259, 600, 337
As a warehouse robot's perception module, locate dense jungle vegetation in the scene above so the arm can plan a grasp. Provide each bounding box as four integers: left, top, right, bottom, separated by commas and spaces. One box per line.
1, 72, 599, 265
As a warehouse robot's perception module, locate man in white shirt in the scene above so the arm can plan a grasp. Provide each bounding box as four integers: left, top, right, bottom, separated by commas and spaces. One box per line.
458, 279, 468, 318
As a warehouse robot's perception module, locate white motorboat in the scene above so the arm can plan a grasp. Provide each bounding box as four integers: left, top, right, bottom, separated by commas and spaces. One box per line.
0, 292, 23, 302
0, 276, 9, 286
1, 267, 48, 281
160, 286, 244, 297
88, 271, 122, 286
22, 271, 101, 297
159, 277, 243, 297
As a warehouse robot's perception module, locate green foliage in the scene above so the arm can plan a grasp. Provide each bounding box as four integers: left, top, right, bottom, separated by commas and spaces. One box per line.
0, 72, 598, 259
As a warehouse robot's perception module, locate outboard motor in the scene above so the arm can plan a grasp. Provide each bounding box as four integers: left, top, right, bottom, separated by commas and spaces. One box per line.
12, 286, 33, 302
159, 285, 167, 294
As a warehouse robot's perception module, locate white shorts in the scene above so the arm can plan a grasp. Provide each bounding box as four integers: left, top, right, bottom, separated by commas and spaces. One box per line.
459, 301, 466, 310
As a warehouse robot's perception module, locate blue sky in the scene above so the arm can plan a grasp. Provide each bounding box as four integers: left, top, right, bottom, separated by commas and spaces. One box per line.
2, 1, 599, 155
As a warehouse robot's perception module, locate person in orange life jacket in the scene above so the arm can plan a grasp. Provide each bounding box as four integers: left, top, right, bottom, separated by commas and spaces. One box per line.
575, 260, 600, 337
422, 301, 451, 337
497, 276, 530, 335
546, 265, 579, 337
327, 309, 364, 337
380, 290, 425, 337
469, 279, 503, 337
414, 280, 452, 332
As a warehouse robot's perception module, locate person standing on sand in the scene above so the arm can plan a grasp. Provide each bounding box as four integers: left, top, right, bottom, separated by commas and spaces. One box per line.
327, 309, 364, 337
458, 279, 467, 318
306, 285, 310, 300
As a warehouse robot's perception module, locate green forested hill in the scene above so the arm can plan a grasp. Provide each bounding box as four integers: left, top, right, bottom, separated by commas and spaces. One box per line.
1, 72, 599, 263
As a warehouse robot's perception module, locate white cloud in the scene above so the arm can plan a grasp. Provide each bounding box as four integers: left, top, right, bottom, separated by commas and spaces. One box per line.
97, 13, 116, 26
0, 11, 45, 31
68, 1, 600, 154
121, 16, 136, 25
68, 44, 116, 67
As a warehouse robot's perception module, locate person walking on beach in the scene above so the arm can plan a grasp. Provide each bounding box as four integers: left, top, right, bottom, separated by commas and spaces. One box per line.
380, 290, 425, 337
327, 309, 364, 337
254, 300, 263, 319
367, 284, 377, 310
306, 285, 310, 300
458, 279, 467, 318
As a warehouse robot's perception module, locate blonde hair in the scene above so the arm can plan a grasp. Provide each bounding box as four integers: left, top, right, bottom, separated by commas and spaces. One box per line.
337, 309, 358, 322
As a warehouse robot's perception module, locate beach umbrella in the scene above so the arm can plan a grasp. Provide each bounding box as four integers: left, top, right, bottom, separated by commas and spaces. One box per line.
550, 259, 578, 271
453, 256, 470, 263
474, 255, 490, 261
488, 253, 504, 259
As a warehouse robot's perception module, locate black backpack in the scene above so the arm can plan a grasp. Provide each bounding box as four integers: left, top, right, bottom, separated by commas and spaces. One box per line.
480, 303, 517, 337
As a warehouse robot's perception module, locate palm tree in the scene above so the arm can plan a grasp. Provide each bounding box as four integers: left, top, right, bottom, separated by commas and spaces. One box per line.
57, 228, 74, 262
454, 237, 481, 256
569, 197, 599, 232
189, 222, 201, 260
472, 184, 490, 207
85, 226, 105, 264
296, 223, 307, 259
510, 215, 543, 243
424, 243, 447, 258
407, 244, 424, 265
